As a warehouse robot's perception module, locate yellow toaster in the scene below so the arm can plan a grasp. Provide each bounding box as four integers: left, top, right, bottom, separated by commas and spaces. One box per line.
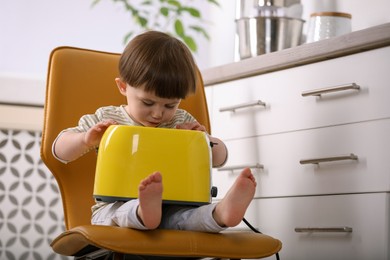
93, 125, 215, 205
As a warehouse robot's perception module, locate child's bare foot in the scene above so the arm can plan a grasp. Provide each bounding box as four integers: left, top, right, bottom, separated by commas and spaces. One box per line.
137, 172, 163, 229
213, 168, 256, 227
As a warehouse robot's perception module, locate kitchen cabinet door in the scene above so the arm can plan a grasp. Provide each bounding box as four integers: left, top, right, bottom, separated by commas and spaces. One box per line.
213, 119, 390, 198
237, 193, 390, 260
210, 47, 390, 140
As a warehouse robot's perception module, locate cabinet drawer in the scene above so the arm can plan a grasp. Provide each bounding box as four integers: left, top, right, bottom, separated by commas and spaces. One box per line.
212, 119, 390, 198
237, 193, 390, 260
210, 47, 390, 140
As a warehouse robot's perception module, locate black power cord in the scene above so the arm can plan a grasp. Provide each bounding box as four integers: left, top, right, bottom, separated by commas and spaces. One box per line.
242, 218, 280, 260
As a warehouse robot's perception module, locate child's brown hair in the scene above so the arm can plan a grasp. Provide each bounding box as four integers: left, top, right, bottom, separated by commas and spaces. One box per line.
119, 31, 197, 99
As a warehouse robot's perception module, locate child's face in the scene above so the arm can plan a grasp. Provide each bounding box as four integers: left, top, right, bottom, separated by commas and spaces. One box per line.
116, 79, 181, 127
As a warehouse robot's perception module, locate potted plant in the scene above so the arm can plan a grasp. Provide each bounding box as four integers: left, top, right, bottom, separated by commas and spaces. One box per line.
92, 0, 220, 52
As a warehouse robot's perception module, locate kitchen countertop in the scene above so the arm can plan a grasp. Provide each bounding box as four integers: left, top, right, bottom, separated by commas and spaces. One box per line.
202, 23, 390, 86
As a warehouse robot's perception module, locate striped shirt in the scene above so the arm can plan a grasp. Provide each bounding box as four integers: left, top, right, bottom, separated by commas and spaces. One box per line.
66, 105, 196, 132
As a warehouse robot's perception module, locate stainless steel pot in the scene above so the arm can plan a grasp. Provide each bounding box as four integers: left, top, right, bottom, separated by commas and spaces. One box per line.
236, 16, 304, 59
257, 0, 301, 7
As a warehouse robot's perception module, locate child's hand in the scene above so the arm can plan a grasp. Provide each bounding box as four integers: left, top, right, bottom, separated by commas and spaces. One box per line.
176, 122, 206, 132
177, 121, 227, 167
84, 119, 117, 147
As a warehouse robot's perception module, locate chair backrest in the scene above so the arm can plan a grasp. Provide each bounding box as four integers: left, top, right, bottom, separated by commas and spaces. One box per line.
41, 46, 210, 230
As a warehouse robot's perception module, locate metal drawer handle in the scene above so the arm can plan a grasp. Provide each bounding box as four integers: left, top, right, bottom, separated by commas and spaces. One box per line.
295, 227, 353, 233
301, 83, 360, 97
218, 163, 264, 172
219, 100, 266, 112
300, 153, 358, 165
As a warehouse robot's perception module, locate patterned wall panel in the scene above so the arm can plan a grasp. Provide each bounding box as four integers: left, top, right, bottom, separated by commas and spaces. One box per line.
0, 129, 69, 260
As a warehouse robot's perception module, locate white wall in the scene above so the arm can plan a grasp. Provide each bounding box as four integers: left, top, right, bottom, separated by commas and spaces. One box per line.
1, 1, 126, 77
0, 0, 389, 106
0, 0, 225, 106
0, 0, 220, 78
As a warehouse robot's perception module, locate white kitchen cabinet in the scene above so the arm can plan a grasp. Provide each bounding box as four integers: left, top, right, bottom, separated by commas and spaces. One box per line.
245, 193, 390, 260
207, 45, 390, 259
214, 118, 390, 198
211, 47, 390, 140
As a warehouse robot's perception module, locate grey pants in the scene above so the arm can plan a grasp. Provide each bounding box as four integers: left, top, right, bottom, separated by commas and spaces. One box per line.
91, 199, 225, 233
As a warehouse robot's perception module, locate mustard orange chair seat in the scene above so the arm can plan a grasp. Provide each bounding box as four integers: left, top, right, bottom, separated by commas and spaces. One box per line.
40, 46, 282, 259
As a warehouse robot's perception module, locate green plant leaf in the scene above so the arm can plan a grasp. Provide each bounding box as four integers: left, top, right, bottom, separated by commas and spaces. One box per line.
123, 31, 134, 45
91, 0, 101, 7
141, 0, 152, 5
207, 0, 220, 7
181, 7, 200, 18
167, 0, 181, 8
174, 19, 184, 36
160, 7, 169, 17
183, 35, 197, 52
135, 16, 148, 27
190, 25, 210, 40
125, 3, 136, 14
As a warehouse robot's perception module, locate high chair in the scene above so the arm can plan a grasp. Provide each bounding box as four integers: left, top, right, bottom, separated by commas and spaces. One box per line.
40, 46, 282, 259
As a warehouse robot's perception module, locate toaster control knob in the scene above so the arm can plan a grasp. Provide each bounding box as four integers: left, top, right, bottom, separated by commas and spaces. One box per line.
211, 186, 218, 197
